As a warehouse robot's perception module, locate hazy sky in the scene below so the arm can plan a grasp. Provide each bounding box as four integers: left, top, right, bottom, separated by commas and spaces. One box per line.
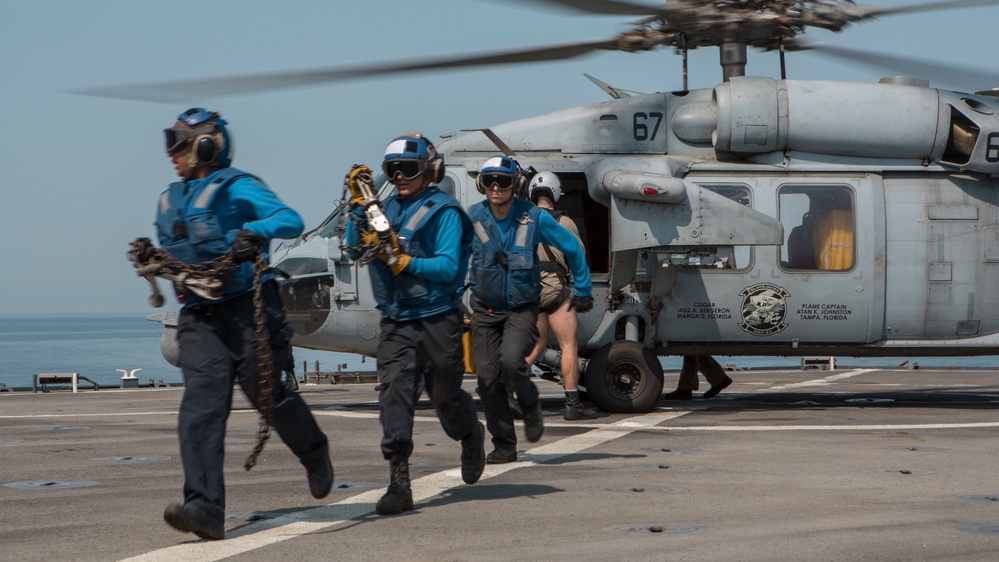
3, 0, 998, 315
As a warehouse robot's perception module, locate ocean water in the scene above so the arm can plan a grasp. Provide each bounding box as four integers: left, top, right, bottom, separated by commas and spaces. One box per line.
1, 314, 996, 391
0, 315, 363, 391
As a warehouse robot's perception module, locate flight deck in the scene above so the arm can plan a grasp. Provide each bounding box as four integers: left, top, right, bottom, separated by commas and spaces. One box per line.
3, 367, 999, 561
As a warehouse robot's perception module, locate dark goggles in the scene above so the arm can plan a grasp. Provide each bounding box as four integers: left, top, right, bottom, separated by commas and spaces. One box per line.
164, 124, 215, 154
479, 172, 514, 190
382, 159, 426, 181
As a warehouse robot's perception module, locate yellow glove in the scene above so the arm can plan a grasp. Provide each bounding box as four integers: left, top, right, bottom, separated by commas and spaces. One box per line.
378, 231, 412, 275
361, 230, 380, 248
345, 164, 374, 207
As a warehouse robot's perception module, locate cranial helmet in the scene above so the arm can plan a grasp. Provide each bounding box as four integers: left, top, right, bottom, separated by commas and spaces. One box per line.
528, 171, 562, 204
476, 155, 526, 196
382, 133, 445, 184
164, 108, 232, 171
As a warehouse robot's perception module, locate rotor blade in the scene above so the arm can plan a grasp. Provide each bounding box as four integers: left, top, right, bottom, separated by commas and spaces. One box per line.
857, 0, 999, 19
74, 39, 619, 103
811, 44, 999, 92
506, 0, 673, 16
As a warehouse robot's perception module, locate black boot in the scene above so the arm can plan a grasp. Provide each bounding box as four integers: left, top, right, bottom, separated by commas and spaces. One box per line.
306, 442, 334, 499
163, 502, 224, 541
460, 421, 486, 484
704, 376, 733, 399
376, 456, 413, 516
563, 391, 603, 420
523, 400, 545, 443
663, 388, 693, 400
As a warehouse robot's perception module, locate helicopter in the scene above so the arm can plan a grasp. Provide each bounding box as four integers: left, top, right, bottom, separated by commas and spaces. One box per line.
105, 0, 999, 414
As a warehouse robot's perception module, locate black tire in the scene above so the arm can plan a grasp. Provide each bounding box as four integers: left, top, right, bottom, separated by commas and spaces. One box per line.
583, 341, 664, 413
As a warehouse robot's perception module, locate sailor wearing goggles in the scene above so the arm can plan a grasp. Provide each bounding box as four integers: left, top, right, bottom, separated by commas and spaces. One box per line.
342, 133, 486, 516
466, 156, 593, 464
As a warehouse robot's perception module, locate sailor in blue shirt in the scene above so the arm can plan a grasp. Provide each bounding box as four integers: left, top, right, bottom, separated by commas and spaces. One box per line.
467, 156, 593, 463
156, 109, 332, 541
343, 133, 486, 516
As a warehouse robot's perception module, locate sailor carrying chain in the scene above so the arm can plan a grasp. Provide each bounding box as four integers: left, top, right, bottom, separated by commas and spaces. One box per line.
127, 237, 275, 471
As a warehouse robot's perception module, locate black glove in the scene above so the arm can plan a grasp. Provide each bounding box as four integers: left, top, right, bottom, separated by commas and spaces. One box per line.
570, 295, 594, 313
232, 228, 265, 263
130, 238, 156, 267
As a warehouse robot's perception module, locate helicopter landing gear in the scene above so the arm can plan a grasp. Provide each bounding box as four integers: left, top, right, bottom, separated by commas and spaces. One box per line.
583, 341, 663, 413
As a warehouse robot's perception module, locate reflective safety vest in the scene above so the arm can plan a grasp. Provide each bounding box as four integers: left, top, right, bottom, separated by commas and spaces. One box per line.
155, 167, 257, 304
468, 198, 542, 310
371, 187, 472, 321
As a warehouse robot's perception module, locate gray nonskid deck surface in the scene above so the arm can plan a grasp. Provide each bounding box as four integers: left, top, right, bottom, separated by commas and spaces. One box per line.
3, 368, 999, 561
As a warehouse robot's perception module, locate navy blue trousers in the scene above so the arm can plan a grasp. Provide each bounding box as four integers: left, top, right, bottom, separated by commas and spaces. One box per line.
377, 308, 479, 461
175, 281, 329, 520
470, 302, 540, 451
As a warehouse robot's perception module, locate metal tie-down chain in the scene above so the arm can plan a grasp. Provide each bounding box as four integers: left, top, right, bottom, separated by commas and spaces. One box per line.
127, 238, 274, 471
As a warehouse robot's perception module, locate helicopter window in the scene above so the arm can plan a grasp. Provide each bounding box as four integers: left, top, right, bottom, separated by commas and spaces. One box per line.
942, 107, 980, 166
779, 186, 855, 272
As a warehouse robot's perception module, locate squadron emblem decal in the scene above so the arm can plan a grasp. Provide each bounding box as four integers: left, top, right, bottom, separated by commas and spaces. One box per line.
738, 283, 790, 336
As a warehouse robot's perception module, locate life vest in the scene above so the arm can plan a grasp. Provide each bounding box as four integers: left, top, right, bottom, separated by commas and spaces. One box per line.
155, 167, 258, 304
813, 209, 855, 271
370, 187, 472, 321
468, 198, 543, 310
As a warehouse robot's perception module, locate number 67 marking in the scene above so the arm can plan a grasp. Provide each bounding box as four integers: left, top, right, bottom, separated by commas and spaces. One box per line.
633, 112, 663, 141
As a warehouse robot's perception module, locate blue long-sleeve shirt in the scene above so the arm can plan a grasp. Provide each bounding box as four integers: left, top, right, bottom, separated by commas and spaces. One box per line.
489, 205, 592, 298
220, 176, 304, 241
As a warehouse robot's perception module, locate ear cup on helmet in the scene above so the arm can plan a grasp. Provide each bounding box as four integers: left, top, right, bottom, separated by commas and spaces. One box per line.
517, 174, 528, 198
195, 136, 216, 164
193, 131, 224, 165
430, 157, 445, 184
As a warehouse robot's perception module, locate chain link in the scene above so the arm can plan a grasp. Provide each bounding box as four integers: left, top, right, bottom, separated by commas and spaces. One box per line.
339, 210, 389, 265
243, 251, 274, 471
128, 237, 274, 471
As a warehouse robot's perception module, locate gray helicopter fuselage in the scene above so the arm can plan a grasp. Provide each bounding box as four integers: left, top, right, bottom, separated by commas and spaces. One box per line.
271, 75, 999, 361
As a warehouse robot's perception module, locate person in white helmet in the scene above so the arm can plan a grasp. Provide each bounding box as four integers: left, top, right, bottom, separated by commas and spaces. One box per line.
524, 172, 602, 420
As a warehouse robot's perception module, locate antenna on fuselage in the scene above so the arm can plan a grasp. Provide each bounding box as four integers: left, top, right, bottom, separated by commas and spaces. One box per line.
462, 128, 519, 159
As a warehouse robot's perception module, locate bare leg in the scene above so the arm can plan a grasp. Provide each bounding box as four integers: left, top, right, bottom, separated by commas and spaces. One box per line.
548, 300, 601, 419
525, 312, 550, 366
546, 301, 578, 390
